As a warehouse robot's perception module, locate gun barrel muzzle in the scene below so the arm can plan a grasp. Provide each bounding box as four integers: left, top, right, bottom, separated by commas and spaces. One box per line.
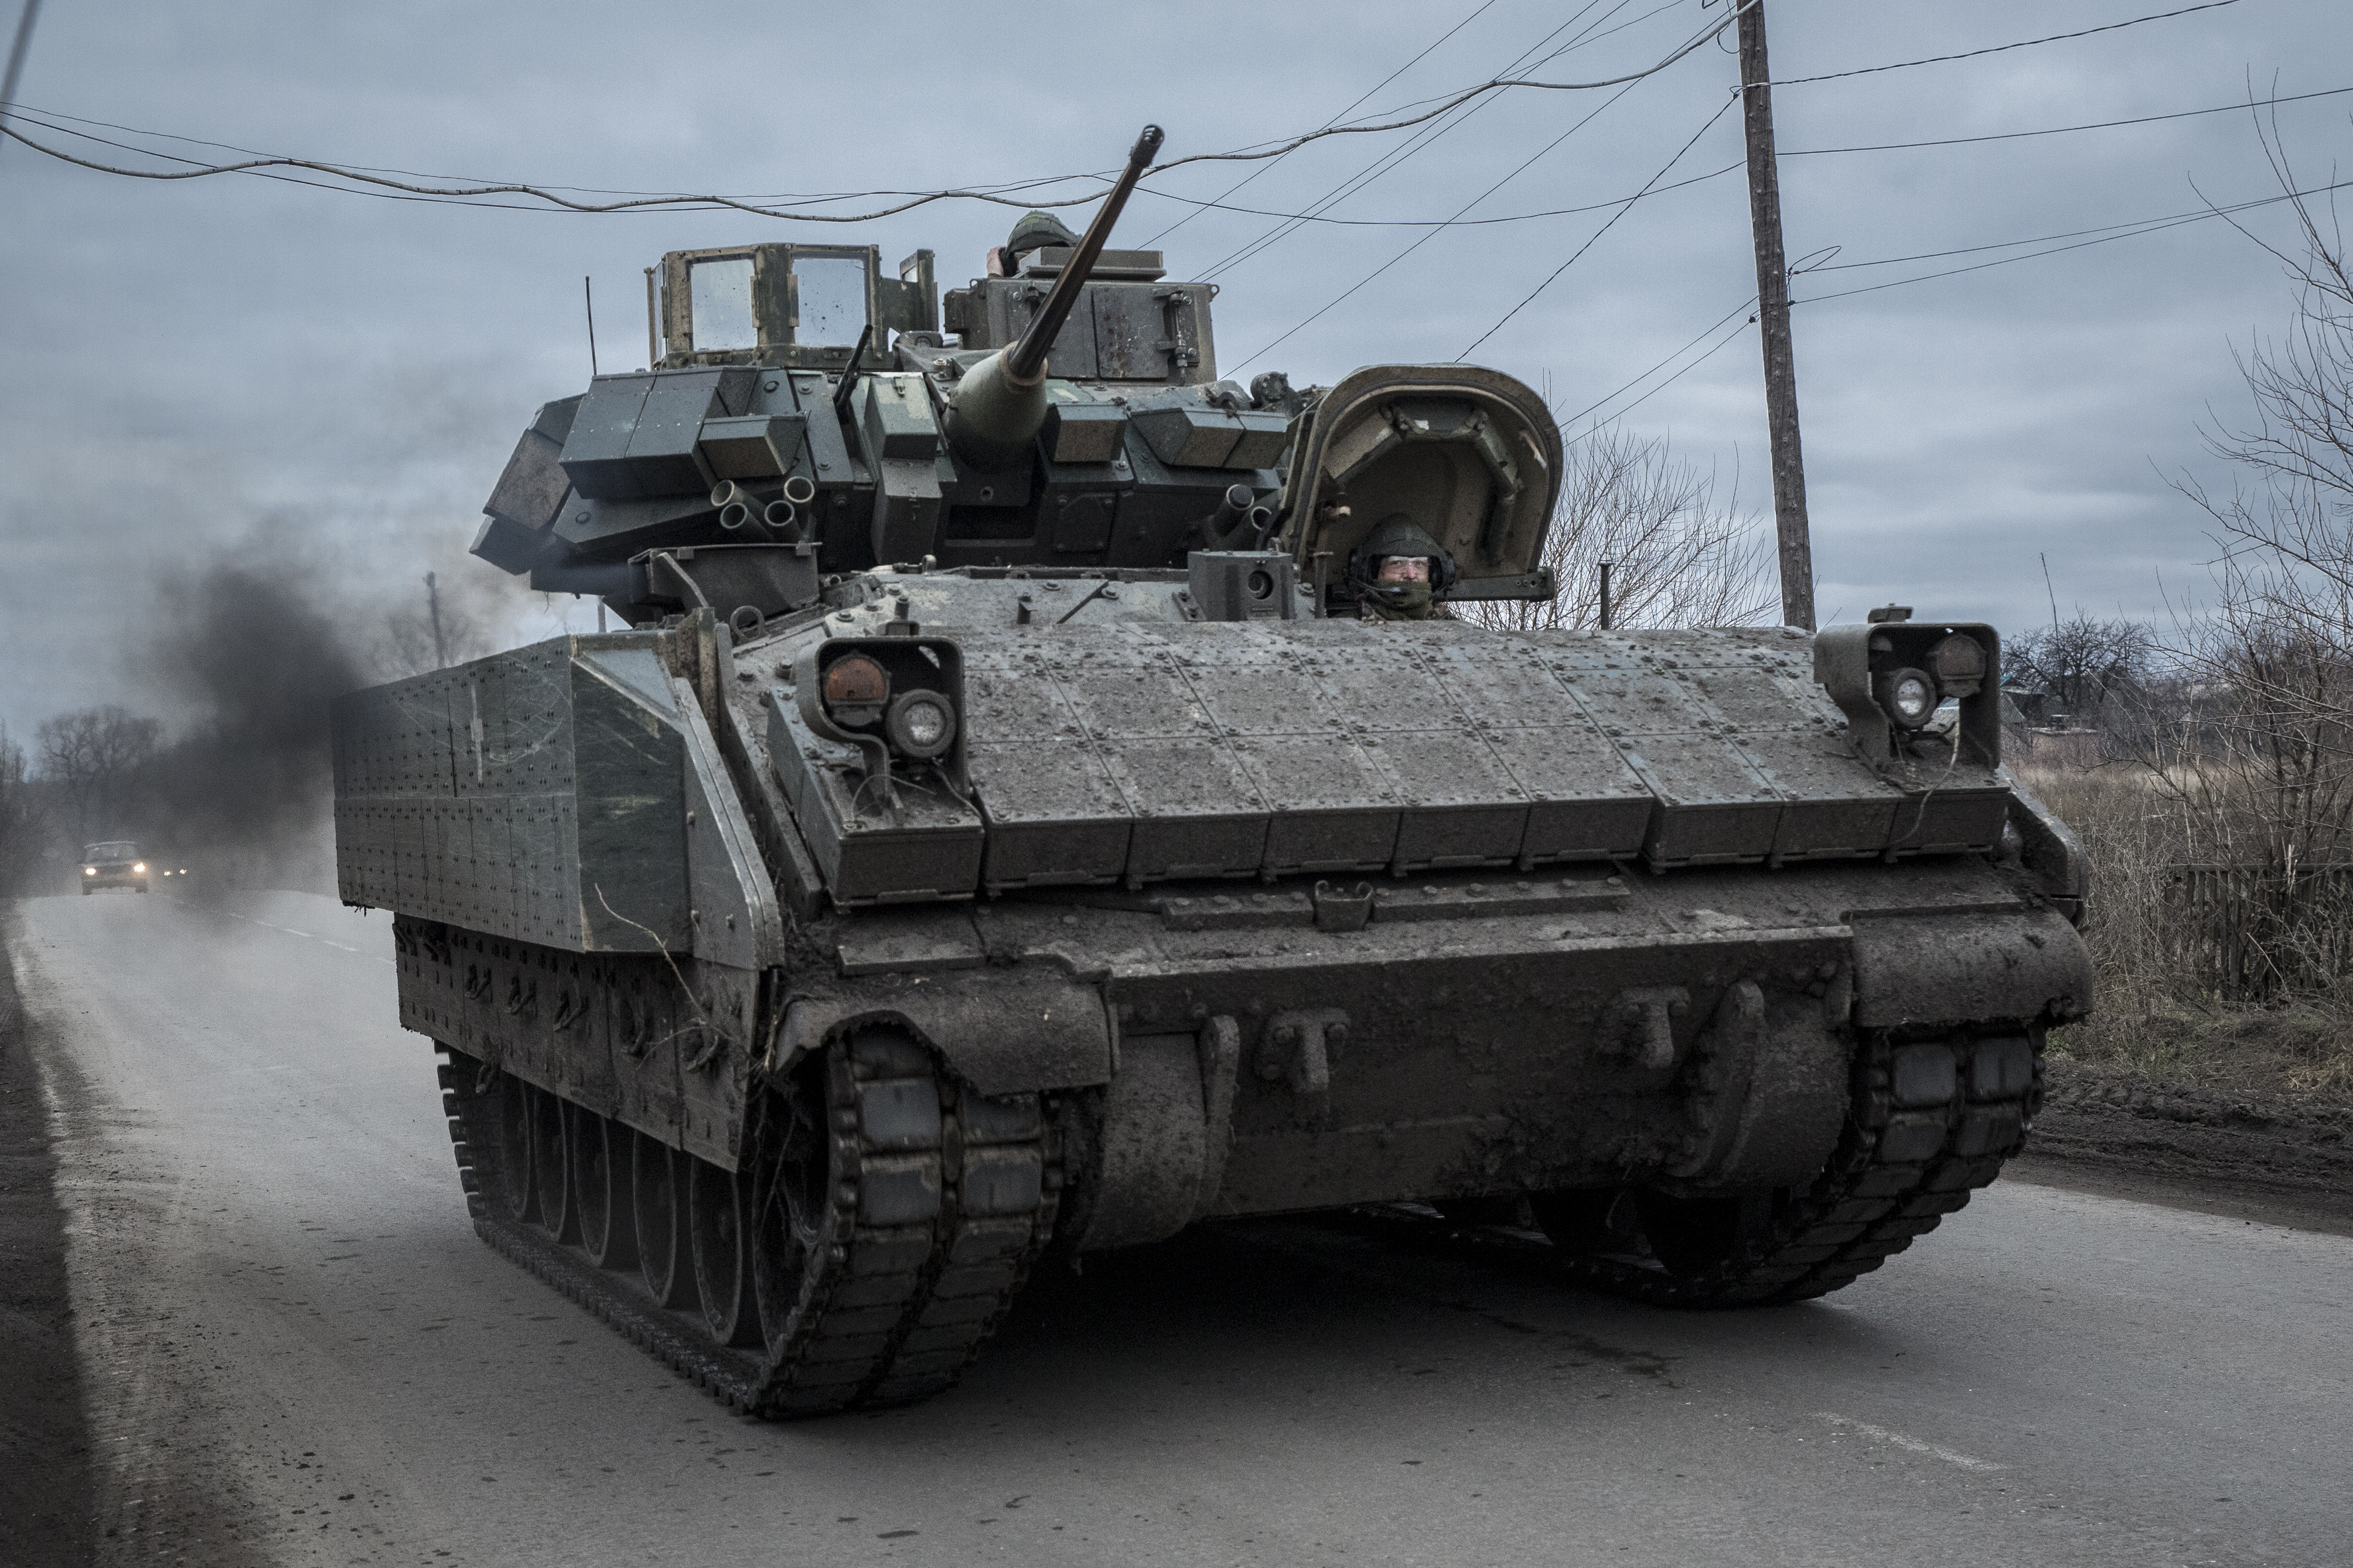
1003, 124, 1164, 385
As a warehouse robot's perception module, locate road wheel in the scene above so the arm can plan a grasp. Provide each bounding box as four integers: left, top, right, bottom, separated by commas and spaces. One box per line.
690, 1157, 762, 1347
530, 1088, 578, 1244
570, 1105, 636, 1271
494, 1075, 537, 1223
632, 1132, 697, 1310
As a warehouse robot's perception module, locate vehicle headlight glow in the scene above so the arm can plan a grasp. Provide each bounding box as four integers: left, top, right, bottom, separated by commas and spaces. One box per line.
85, 866, 96, 875
134, 863, 146, 873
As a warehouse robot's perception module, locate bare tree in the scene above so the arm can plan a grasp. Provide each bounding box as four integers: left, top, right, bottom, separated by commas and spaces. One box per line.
1458, 422, 1774, 633
37, 705, 161, 841
378, 565, 507, 678
0, 723, 33, 894
2099, 108, 2353, 996
2007, 615, 2154, 727
2170, 106, 2353, 736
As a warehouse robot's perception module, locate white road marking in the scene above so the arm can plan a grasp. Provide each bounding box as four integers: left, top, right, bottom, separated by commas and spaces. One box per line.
323, 941, 357, 952
1816, 1413, 2004, 1473
281, 930, 313, 939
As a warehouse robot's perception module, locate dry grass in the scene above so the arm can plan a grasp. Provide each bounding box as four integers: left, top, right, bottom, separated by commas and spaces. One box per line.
2020, 762, 2353, 1099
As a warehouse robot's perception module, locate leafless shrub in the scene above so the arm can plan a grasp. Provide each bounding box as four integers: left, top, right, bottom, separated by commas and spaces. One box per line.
36, 705, 161, 843
2023, 763, 2353, 1092
2007, 615, 2154, 729
1458, 422, 1774, 632
2040, 110, 2353, 1088
0, 725, 40, 897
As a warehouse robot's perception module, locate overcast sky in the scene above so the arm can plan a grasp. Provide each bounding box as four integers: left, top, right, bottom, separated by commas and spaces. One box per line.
5, 0, 2351, 743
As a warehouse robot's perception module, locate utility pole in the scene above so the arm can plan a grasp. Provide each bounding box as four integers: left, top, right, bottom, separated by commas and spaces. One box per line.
1737, 0, 1816, 632
424, 573, 449, 669
1, 0, 46, 158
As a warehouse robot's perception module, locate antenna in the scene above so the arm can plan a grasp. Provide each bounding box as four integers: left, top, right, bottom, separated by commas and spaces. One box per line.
2040, 552, 2059, 633
584, 276, 599, 377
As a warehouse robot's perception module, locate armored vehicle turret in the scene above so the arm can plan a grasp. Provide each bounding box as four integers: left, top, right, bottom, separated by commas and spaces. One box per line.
333, 127, 2092, 1416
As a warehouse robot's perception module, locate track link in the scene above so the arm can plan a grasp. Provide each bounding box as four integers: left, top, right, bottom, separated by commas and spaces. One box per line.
434, 1029, 1060, 1417
1547, 1027, 2045, 1306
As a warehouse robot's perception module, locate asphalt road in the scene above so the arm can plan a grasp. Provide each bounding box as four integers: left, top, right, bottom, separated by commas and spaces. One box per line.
10, 889, 2352, 1568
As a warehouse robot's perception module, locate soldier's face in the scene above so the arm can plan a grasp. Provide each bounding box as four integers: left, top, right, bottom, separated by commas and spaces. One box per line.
1376, 556, 1431, 584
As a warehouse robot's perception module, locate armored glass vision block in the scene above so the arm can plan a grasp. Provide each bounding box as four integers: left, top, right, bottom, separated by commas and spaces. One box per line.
330, 637, 693, 952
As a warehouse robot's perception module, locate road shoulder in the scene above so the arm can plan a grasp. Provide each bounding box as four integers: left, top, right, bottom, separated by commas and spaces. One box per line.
0, 908, 96, 1567
2013, 1057, 2353, 1239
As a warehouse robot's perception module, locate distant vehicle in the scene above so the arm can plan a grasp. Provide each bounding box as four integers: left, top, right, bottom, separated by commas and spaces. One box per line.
80, 842, 147, 894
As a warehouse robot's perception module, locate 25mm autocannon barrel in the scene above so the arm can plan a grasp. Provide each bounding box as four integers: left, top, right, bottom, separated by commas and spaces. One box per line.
943, 123, 1164, 471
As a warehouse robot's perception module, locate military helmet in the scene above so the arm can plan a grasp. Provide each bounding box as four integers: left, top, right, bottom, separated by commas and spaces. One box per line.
1005, 210, 1081, 259
1346, 513, 1457, 593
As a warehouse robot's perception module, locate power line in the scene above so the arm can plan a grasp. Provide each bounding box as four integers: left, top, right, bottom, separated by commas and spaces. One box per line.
1127, 84, 2353, 232
1561, 296, 1757, 428
1, 99, 1085, 204
5, 6, 2298, 233
1140, 0, 1501, 247
1457, 94, 1740, 357
1781, 84, 2353, 158
1793, 175, 2353, 306
1146, 1, 1753, 176
0, 4, 1754, 221
0, 110, 1127, 222
1580, 308, 1754, 429
1229, 73, 1665, 374
1160, 162, 1745, 230
1194, 0, 1650, 282
1764, 0, 2245, 89
1223, 5, 1746, 367
1809, 176, 2349, 278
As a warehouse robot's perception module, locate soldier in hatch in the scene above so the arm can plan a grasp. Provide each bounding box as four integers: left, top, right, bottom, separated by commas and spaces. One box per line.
988, 211, 1081, 276
1348, 515, 1455, 621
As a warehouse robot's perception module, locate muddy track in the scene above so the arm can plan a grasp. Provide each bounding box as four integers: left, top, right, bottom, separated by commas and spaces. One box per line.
438, 1030, 1063, 1418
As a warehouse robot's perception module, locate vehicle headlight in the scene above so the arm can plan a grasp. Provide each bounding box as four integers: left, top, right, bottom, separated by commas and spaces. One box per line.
821, 652, 891, 729
85, 866, 96, 875
134, 863, 146, 873
1878, 667, 1939, 730
885, 690, 957, 760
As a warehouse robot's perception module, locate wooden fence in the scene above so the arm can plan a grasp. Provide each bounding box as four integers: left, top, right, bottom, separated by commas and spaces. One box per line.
2161, 862, 2353, 1000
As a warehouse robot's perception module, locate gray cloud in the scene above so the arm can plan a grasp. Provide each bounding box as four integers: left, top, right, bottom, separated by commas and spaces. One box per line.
4, 0, 2350, 740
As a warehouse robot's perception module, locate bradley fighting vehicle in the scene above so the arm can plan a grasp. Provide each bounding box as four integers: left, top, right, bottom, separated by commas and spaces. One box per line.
331, 128, 2092, 1416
